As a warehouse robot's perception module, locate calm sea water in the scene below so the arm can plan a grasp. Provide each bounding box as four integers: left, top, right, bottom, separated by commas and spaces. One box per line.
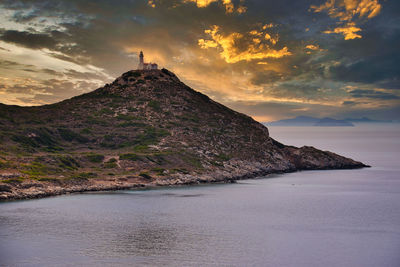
1, 125, 400, 267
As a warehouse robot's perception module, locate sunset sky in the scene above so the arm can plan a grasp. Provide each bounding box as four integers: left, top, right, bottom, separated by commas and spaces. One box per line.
0, 0, 399, 121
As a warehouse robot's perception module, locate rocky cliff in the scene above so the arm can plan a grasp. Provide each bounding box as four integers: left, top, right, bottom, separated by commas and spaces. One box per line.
0, 69, 367, 200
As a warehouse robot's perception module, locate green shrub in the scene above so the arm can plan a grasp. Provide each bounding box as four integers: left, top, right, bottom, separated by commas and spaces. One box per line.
86, 116, 108, 126
146, 153, 166, 164
72, 172, 98, 179
104, 162, 117, 169
139, 172, 152, 179
104, 158, 118, 168
120, 153, 141, 161
80, 128, 92, 134
116, 114, 138, 121
215, 153, 231, 162
0, 160, 11, 169
12, 127, 59, 150
22, 162, 49, 176
148, 100, 161, 111
178, 114, 200, 123
152, 167, 166, 176
1, 177, 24, 184
132, 71, 141, 77
133, 145, 149, 152
86, 153, 105, 163
58, 128, 89, 143
133, 127, 169, 146
58, 155, 80, 170
161, 68, 172, 76
98, 108, 114, 115
117, 121, 147, 128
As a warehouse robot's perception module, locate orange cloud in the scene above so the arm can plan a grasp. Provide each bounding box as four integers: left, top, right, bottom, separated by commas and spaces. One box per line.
305, 44, 320, 50
198, 25, 292, 64
310, 0, 382, 40
323, 22, 362, 40
148, 0, 155, 8
149, 0, 247, 14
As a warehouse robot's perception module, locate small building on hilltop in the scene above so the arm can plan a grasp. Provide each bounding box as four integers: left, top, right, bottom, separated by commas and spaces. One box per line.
138, 51, 158, 70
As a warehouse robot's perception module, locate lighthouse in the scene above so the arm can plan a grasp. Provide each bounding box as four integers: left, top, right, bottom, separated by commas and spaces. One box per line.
138, 51, 144, 70
137, 51, 158, 70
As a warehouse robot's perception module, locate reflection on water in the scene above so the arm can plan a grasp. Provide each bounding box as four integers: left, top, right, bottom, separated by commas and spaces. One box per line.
86, 222, 179, 258
1, 125, 400, 267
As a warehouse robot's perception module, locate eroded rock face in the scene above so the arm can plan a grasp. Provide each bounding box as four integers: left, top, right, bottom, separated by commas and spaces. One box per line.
0, 69, 367, 200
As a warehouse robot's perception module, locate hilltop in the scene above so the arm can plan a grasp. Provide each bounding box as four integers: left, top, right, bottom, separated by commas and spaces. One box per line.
0, 69, 367, 200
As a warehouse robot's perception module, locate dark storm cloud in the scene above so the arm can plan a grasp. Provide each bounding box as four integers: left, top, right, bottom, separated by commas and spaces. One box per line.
2, 78, 100, 103
63, 69, 108, 80
42, 68, 63, 76
0, 30, 58, 49
342, 101, 356, 106
12, 10, 37, 23
0, 59, 65, 76
0, 59, 34, 68
349, 89, 399, 100
327, 31, 400, 88
250, 70, 282, 85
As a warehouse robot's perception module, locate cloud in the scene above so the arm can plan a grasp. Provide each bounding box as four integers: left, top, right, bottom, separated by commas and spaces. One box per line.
311, 0, 381, 20
198, 25, 292, 63
305, 44, 319, 50
342, 100, 356, 105
63, 69, 109, 80
323, 22, 362, 40
0, 59, 33, 69
250, 70, 282, 85
0, 30, 57, 49
149, 0, 247, 14
349, 89, 399, 100
0, 77, 102, 105
310, 0, 382, 40
327, 32, 400, 87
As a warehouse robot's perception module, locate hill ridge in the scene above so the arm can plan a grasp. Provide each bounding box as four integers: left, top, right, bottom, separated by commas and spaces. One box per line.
0, 69, 367, 200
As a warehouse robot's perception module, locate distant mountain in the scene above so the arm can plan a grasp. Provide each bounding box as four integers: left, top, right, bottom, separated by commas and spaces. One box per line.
266, 116, 354, 126
314, 118, 354, 127
345, 117, 393, 123
266, 116, 319, 126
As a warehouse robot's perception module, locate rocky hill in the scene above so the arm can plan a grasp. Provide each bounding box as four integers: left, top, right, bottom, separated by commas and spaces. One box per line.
0, 69, 367, 200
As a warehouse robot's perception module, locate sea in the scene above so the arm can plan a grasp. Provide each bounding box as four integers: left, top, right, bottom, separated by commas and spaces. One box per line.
1, 124, 399, 267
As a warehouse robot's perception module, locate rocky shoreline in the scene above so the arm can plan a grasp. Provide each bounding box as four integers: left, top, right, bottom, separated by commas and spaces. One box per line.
0, 157, 367, 201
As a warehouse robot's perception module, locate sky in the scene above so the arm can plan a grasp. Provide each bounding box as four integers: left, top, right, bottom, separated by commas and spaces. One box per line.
0, 0, 399, 122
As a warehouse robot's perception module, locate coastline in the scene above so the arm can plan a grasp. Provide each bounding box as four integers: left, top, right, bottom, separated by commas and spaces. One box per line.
0, 162, 367, 201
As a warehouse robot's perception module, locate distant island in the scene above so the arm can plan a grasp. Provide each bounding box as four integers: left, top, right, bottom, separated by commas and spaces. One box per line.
266, 116, 393, 127
0, 68, 367, 200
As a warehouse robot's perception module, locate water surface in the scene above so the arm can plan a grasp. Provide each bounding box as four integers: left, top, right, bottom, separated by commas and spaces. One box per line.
1, 124, 399, 266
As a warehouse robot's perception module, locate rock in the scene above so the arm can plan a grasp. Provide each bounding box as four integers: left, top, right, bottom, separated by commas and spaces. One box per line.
0, 184, 12, 192
0, 173, 21, 178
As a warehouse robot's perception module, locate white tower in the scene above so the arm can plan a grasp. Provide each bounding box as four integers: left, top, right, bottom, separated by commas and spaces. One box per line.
138, 51, 144, 70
